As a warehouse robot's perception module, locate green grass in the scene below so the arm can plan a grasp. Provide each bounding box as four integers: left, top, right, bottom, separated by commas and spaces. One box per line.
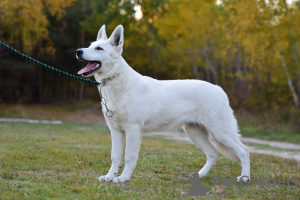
0, 122, 299, 199
239, 122, 300, 144
1, 103, 300, 143
237, 109, 300, 144
244, 142, 300, 152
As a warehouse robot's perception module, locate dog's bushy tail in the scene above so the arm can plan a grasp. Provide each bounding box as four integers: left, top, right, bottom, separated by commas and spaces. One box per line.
209, 133, 245, 163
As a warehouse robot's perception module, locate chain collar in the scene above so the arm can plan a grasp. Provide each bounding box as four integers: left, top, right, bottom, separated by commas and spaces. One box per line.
97, 83, 113, 117
86, 78, 113, 117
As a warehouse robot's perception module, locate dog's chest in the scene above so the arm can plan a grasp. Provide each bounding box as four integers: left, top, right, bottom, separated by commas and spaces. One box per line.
100, 87, 133, 127
103, 105, 131, 131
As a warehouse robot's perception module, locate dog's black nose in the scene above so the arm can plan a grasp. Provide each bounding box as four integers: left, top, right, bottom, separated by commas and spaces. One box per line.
76, 49, 83, 56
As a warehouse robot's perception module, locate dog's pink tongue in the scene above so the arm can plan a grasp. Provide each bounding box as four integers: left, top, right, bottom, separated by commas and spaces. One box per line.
78, 62, 98, 74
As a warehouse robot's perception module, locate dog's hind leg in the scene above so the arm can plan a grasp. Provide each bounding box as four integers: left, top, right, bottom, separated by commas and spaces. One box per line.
183, 123, 220, 178
209, 127, 250, 182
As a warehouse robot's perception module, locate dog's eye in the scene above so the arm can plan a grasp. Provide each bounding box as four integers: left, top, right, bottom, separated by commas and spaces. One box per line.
95, 47, 103, 50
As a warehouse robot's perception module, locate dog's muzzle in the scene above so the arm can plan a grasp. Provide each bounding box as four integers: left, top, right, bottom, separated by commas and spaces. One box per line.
76, 49, 84, 61
76, 49, 102, 76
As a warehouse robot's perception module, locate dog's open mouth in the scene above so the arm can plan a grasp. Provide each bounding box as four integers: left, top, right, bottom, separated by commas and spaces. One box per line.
78, 61, 101, 76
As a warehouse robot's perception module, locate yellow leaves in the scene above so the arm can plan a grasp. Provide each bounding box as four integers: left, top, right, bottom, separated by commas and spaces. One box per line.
0, 0, 77, 54
146, 40, 154, 47
155, 0, 213, 52
152, 0, 300, 107
43, 0, 77, 19
0, 0, 48, 53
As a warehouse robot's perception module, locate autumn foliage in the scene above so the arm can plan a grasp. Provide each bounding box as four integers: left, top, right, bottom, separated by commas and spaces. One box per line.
0, 0, 299, 110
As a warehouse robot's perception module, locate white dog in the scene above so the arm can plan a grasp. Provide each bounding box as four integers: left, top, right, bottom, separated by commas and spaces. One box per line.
76, 25, 250, 183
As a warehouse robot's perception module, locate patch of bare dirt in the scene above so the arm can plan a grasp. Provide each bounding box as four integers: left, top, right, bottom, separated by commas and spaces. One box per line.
24, 104, 106, 124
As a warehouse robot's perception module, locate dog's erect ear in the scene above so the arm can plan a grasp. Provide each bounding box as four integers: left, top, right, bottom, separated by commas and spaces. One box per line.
97, 25, 107, 41
109, 25, 124, 53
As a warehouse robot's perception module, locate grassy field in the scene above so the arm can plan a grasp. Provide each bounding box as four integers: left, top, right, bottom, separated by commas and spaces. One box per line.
237, 109, 300, 144
0, 122, 299, 199
240, 124, 300, 144
1, 103, 300, 144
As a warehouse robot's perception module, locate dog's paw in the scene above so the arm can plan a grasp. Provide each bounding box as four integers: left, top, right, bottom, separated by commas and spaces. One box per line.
98, 174, 115, 182
112, 176, 130, 183
198, 171, 207, 178
237, 175, 250, 183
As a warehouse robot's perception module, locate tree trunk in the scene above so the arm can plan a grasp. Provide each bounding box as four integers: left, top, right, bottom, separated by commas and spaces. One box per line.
242, 51, 247, 76
203, 51, 218, 85
77, 0, 87, 101
212, 41, 218, 80
293, 41, 300, 102
192, 52, 201, 79
227, 49, 234, 91
235, 49, 243, 88
221, 60, 226, 90
147, 21, 161, 79
274, 32, 299, 108
206, 67, 211, 82
37, 67, 42, 103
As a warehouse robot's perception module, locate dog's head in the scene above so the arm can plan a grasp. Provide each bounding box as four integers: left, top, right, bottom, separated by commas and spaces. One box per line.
76, 25, 124, 77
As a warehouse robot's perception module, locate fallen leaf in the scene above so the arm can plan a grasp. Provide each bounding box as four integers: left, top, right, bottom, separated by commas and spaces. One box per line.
216, 188, 223, 193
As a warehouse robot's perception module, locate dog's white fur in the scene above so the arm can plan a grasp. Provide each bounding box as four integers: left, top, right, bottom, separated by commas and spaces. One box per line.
76, 25, 250, 183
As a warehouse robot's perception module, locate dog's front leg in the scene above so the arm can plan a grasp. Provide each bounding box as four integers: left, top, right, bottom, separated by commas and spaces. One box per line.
113, 125, 142, 183
98, 128, 125, 182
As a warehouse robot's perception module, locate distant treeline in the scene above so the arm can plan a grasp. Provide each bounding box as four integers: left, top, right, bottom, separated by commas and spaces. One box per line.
0, 0, 300, 109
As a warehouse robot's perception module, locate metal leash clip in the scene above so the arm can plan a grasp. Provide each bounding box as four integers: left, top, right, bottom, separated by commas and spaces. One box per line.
101, 97, 113, 117
97, 84, 113, 117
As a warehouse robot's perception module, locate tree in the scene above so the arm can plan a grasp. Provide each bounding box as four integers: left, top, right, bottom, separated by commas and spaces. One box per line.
0, 0, 76, 54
